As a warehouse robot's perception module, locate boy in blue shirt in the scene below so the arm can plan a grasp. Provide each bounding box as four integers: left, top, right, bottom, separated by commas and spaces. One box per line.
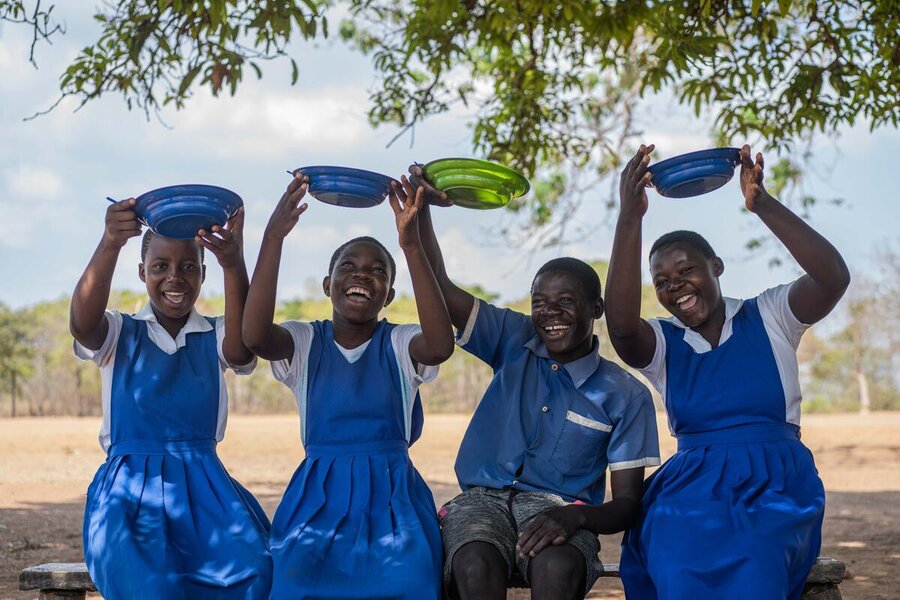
408, 169, 661, 600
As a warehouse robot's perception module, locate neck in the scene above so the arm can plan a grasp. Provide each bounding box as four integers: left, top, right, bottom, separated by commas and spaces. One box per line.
151, 305, 191, 340
331, 312, 381, 349
693, 297, 727, 347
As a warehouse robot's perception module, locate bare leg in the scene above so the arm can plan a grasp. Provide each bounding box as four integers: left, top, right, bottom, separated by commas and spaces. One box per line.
451, 541, 508, 600
528, 544, 586, 600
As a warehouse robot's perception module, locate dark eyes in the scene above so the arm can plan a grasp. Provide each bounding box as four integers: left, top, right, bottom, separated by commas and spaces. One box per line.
373, 267, 386, 274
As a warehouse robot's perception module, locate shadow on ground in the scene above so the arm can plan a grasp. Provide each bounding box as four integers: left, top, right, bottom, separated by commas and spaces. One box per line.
1, 489, 896, 599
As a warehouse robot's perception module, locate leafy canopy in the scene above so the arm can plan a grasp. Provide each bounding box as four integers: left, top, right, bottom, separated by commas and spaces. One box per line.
4, 0, 898, 234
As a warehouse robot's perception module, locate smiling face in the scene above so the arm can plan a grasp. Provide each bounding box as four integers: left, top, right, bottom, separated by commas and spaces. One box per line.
139, 235, 205, 334
324, 241, 395, 324
650, 243, 725, 331
530, 271, 603, 364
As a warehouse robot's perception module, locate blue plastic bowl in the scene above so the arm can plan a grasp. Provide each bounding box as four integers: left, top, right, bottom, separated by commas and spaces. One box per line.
133, 184, 243, 239
297, 166, 394, 208
647, 148, 741, 198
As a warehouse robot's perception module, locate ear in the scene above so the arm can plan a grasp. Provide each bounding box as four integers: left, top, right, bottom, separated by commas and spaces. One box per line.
201, 264, 207, 284
712, 257, 724, 277
384, 287, 396, 307
139, 263, 146, 283
593, 297, 604, 320
322, 276, 331, 297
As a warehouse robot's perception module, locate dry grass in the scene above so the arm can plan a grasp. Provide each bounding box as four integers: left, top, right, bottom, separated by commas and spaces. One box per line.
1, 413, 898, 599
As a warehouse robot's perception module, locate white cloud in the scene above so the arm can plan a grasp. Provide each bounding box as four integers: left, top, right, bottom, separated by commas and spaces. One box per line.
0, 164, 73, 247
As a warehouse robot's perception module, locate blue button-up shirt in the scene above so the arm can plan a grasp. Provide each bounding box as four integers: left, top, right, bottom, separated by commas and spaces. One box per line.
454, 300, 660, 504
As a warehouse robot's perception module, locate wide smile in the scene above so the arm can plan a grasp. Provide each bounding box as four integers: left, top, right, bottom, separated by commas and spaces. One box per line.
674, 293, 699, 313
161, 291, 187, 306
542, 323, 571, 340
344, 286, 373, 304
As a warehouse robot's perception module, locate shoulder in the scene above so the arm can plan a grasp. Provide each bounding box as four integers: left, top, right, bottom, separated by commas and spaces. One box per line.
596, 357, 651, 396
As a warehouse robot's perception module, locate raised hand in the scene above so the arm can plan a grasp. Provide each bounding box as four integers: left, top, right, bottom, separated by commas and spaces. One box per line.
196, 207, 245, 270
102, 198, 142, 248
389, 175, 425, 251
266, 172, 310, 239
407, 164, 452, 207
516, 506, 583, 558
619, 144, 655, 218
739, 144, 774, 212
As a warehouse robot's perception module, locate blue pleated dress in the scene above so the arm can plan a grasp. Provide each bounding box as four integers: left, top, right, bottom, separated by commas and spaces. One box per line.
620, 297, 825, 600
269, 319, 442, 600
83, 314, 272, 600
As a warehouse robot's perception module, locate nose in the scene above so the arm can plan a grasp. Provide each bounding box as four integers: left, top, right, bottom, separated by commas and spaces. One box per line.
541, 302, 562, 316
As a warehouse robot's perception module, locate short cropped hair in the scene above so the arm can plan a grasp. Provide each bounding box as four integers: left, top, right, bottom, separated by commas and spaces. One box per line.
328, 236, 396, 286
532, 257, 602, 304
649, 230, 716, 260
140, 230, 204, 263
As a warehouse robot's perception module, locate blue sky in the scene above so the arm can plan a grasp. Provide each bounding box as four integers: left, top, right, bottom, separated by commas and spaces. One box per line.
2, 4, 898, 314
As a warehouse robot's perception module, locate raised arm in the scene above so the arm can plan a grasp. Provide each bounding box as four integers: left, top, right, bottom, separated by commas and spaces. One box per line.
605, 145, 658, 368
407, 165, 475, 330
196, 207, 253, 366
389, 177, 455, 366
242, 174, 309, 361
740, 145, 850, 324
69, 199, 142, 350
516, 467, 644, 558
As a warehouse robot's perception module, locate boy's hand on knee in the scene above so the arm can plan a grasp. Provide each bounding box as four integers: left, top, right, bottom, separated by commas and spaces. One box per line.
516, 506, 583, 558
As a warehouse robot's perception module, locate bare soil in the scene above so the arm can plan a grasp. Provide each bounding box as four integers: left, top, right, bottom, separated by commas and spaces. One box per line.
1, 413, 897, 599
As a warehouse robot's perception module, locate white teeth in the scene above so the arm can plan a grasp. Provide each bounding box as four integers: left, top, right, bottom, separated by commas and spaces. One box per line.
164, 292, 185, 303
346, 287, 371, 299
676, 294, 695, 305
544, 324, 569, 332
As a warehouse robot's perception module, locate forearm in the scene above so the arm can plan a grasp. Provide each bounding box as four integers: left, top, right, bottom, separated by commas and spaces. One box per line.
570, 496, 642, 535
417, 204, 474, 329
755, 197, 850, 292
243, 236, 289, 359
405, 244, 455, 364
605, 213, 646, 340
70, 240, 120, 347
221, 260, 254, 366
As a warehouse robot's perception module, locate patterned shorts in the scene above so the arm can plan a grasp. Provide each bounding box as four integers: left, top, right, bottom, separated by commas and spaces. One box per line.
438, 487, 602, 595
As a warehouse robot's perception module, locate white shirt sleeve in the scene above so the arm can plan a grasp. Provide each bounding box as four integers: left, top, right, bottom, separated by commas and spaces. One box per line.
270, 321, 315, 391
214, 317, 257, 375
391, 324, 439, 442
756, 280, 810, 349
638, 319, 667, 396
73, 311, 122, 367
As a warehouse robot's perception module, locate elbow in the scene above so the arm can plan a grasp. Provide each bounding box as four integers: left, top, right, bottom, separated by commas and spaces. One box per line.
241, 325, 267, 356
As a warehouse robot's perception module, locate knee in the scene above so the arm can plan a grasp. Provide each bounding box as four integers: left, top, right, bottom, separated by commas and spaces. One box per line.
529, 545, 586, 588
452, 541, 506, 587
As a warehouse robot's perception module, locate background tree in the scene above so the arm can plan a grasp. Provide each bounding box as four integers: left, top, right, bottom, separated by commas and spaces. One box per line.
4, 0, 897, 243
0, 302, 35, 417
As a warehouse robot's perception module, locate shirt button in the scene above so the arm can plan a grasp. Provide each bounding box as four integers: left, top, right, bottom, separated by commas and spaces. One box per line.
512, 480, 519, 485
551, 363, 559, 371
541, 405, 549, 413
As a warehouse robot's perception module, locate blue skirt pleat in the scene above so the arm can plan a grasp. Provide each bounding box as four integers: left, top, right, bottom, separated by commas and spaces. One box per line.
270, 450, 442, 600
621, 439, 824, 600
84, 451, 272, 600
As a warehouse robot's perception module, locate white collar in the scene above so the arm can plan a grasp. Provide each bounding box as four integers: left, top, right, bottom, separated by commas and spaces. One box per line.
133, 304, 213, 354
663, 297, 744, 353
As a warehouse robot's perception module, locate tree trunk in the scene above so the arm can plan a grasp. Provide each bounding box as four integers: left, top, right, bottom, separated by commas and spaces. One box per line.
856, 370, 871, 415
10, 369, 16, 418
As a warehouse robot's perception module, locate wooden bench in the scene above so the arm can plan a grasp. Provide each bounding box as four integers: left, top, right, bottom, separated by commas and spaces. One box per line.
20, 557, 846, 599
507, 557, 846, 598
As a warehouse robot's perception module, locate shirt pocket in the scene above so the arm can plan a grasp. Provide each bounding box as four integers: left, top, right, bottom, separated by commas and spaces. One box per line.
550, 410, 612, 476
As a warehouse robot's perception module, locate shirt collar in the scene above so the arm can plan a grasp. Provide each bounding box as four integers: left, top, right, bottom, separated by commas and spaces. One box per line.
523, 335, 602, 389
133, 304, 213, 335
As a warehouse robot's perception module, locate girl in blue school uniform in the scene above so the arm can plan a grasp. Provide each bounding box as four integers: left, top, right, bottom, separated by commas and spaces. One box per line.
242, 173, 454, 599
606, 144, 850, 599
70, 202, 271, 599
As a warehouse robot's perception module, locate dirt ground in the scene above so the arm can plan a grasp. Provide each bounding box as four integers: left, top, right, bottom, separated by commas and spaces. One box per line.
1, 413, 897, 599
